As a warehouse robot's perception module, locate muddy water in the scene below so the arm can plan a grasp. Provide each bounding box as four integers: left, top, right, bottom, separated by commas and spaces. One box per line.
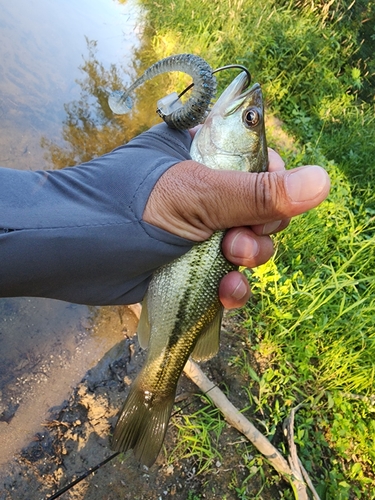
0, 0, 143, 471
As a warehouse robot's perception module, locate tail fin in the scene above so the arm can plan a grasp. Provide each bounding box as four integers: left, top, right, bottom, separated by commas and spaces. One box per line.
111, 382, 175, 468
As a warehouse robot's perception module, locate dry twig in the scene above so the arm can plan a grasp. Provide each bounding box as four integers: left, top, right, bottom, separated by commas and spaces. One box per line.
299, 458, 321, 500
183, 359, 319, 500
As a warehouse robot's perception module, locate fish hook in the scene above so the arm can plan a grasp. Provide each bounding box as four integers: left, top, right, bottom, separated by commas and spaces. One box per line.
177, 64, 252, 100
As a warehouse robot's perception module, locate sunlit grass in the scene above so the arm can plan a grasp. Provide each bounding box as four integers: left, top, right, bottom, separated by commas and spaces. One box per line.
234, 155, 375, 495
168, 397, 225, 475
137, 0, 375, 496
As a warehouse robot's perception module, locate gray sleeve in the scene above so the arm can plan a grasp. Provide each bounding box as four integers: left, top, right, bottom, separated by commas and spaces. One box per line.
0, 123, 195, 305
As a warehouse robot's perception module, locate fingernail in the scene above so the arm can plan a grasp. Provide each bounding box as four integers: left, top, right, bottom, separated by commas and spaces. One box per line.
231, 279, 248, 300
262, 220, 282, 235
286, 166, 328, 202
230, 231, 259, 259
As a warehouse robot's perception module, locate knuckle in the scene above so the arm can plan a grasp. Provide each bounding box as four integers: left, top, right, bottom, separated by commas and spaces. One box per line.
252, 172, 285, 218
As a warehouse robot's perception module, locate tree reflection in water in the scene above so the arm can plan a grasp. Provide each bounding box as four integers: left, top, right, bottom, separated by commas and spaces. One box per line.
41, 37, 179, 169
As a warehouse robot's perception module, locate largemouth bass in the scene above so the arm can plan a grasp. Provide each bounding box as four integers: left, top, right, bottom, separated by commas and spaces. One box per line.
111, 71, 268, 467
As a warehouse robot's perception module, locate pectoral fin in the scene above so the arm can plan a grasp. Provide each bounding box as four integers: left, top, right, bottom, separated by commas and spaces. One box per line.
137, 295, 151, 349
191, 307, 223, 361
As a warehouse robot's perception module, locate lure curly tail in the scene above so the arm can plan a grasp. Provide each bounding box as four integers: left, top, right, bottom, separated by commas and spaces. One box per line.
108, 53, 217, 130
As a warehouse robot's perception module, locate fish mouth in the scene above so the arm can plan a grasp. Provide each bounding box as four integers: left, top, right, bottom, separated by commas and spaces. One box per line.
217, 78, 263, 118
236, 74, 261, 101
247, 82, 261, 93
229, 73, 260, 99
213, 72, 263, 116
242, 82, 262, 108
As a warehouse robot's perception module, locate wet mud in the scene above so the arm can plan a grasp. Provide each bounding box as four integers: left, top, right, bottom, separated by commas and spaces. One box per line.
0, 302, 140, 470
0, 315, 281, 500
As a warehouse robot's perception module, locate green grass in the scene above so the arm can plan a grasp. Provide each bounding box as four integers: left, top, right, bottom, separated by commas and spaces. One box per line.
136, 0, 375, 497
237, 157, 375, 496
168, 396, 225, 475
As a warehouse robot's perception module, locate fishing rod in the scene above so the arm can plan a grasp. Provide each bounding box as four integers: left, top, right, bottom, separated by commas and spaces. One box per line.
45, 452, 120, 500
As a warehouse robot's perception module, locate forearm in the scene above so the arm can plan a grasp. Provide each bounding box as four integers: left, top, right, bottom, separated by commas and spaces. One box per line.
0, 124, 194, 305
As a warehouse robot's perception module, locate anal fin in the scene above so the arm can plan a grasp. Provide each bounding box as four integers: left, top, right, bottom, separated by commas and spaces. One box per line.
191, 307, 223, 361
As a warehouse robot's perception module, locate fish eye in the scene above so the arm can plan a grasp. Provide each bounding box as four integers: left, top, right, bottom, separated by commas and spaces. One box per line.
243, 107, 260, 128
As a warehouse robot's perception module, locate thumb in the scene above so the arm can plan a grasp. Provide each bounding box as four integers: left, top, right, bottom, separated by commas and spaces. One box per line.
143, 160, 330, 241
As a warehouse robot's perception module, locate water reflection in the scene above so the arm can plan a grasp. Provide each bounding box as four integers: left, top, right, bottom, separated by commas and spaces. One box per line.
40, 38, 151, 168
0, 0, 143, 170
40, 39, 187, 168
0, 0, 143, 471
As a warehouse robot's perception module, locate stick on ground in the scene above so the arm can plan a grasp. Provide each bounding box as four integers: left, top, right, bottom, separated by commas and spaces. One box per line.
183, 359, 315, 500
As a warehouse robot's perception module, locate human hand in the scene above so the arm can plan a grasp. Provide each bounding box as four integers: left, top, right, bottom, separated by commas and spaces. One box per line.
143, 149, 330, 310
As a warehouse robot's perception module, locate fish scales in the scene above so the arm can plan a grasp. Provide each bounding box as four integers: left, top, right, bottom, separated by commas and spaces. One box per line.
112, 69, 268, 467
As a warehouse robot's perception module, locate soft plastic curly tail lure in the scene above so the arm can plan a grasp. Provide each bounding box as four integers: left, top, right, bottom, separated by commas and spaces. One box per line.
108, 53, 217, 130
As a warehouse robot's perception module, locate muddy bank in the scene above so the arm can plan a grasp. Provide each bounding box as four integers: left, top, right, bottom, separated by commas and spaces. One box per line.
0, 316, 280, 500
0, 304, 139, 472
